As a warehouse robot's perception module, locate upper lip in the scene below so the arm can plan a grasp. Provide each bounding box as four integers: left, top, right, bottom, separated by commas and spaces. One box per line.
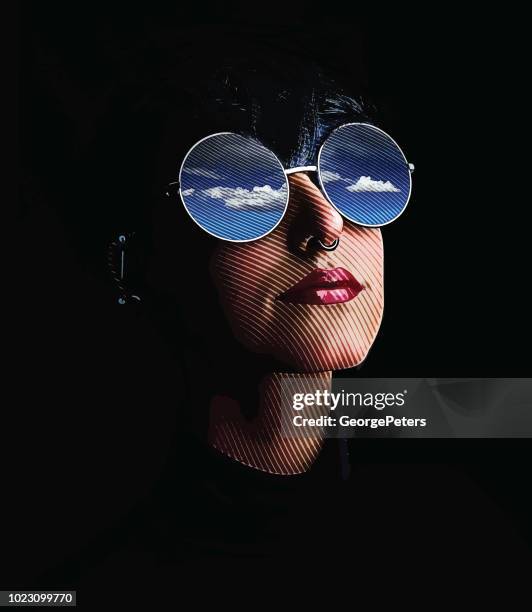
277, 267, 364, 301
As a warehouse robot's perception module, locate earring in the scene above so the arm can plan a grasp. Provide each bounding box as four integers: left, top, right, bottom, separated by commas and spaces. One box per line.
107, 233, 142, 305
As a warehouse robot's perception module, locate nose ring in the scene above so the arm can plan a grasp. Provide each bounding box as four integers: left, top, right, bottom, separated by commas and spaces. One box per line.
309, 237, 339, 251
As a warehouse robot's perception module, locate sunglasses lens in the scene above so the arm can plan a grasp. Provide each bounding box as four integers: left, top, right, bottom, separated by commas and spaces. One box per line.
319, 123, 411, 226
179, 133, 289, 241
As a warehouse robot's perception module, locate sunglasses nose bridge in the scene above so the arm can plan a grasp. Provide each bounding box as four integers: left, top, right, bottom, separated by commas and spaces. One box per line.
285, 165, 318, 176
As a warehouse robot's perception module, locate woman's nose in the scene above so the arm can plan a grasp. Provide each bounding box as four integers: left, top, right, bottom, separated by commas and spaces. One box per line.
286, 172, 344, 251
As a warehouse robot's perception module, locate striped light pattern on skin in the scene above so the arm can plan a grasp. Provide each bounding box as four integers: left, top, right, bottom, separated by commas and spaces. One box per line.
209, 172, 384, 474
209, 372, 333, 475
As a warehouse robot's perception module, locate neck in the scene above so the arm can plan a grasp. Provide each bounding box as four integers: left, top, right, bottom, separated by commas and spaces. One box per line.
208, 370, 332, 475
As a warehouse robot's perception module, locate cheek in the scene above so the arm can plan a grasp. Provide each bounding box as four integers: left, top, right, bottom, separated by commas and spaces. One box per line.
328, 226, 384, 365
210, 233, 287, 335
340, 226, 384, 306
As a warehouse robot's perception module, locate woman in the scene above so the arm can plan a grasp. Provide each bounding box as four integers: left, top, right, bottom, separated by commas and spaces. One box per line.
29, 31, 528, 600
107, 50, 413, 477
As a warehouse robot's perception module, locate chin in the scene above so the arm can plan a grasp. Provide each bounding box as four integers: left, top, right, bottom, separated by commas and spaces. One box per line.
269, 338, 379, 373
233, 317, 380, 372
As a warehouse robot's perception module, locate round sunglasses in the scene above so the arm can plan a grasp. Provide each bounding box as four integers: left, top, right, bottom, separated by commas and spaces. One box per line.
177, 123, 414, 242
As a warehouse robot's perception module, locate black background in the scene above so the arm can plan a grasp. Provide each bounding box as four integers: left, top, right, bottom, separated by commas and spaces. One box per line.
12, 1, 531, 599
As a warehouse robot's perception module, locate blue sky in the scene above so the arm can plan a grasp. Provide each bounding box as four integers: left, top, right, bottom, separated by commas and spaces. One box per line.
180, 133, 288, 241
319, 124, 410, 226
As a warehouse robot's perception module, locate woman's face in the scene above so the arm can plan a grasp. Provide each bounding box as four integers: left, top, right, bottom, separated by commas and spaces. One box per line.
210, 171, 384, 372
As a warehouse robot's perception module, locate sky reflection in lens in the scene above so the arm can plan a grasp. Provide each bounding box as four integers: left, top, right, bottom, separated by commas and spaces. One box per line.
319, 124, 411, 226
179, 133, 288, 241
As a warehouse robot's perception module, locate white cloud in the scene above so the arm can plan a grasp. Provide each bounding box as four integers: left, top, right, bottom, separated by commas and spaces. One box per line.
321, 170, 344, 183
183, 167, 222, 179
203, 184, 287, 209
346, 176, 400, 193
181, 188, 195, 196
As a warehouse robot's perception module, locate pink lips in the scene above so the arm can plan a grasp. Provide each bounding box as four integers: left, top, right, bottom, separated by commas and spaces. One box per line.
278, 267, 364, 305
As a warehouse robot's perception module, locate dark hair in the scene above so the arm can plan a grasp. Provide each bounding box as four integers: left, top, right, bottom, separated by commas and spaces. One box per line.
48, 40, 373, 268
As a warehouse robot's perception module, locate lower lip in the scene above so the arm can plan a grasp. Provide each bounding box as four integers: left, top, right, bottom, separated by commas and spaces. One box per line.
279, 283, 363, 306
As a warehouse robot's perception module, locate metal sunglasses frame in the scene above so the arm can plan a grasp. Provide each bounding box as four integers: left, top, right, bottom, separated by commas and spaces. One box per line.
175, 123, 415, 242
